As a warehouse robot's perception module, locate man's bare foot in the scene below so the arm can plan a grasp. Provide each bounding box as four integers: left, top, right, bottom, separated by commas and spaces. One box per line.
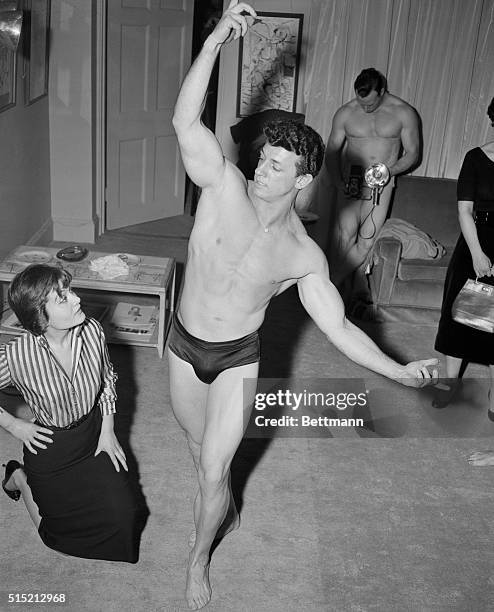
188, 506, 240, 548
468, 451, 494, 466
185, 555, 211, 610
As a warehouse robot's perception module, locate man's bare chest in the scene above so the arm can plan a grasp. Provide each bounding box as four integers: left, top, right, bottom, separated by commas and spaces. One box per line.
345, 111, 401, 139
190, 225, 301, 286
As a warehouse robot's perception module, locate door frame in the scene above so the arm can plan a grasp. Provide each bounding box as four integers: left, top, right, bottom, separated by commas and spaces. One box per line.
95, 0, 106, 237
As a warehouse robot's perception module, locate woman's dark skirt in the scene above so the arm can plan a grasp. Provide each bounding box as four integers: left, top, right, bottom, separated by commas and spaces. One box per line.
435, 225, 494, 365
23, 408, 139, 563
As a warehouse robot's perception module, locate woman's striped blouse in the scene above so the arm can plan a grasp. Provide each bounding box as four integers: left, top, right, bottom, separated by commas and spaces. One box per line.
0, 318, 117, 427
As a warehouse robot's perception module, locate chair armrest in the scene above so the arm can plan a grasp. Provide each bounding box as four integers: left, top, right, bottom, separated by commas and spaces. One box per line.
368, 237, 402, 305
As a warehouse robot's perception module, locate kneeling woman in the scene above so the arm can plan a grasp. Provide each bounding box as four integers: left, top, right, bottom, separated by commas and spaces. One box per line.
1, 264, 139, 562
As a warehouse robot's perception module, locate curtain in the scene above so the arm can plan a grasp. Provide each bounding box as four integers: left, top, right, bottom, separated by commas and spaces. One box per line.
304, 0, 494, 178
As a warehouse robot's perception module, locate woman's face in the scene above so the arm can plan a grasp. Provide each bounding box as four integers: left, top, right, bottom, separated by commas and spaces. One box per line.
44, 281, 85, 331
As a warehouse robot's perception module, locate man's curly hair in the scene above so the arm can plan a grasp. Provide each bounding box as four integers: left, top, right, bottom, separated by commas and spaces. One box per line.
263, 119, 325, 178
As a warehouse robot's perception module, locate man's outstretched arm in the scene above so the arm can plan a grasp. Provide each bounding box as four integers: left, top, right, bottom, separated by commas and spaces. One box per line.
172, 1, 256, 189
297, 255, 438, 387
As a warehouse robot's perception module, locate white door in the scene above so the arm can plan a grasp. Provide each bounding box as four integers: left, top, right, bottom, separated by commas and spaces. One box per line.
106, 0, 193, 229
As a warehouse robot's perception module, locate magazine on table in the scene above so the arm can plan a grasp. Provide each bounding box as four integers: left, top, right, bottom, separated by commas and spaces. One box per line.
107, 302, 158, 342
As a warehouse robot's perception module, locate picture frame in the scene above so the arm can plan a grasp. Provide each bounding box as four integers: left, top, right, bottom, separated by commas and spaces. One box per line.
0, 45, 16, 113
236, 12, 304, 118
24, 0, 50, 105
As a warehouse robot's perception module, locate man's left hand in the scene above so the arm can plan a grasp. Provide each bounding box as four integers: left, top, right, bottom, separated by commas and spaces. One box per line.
396, 358, 439, 388
210, 1, 257, 45
95, 430, 128, 472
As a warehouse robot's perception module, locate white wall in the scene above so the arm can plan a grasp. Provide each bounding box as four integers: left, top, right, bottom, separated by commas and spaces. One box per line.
0, 29, 51, 259
215, 0, 316, 162
49, 0, 95, 243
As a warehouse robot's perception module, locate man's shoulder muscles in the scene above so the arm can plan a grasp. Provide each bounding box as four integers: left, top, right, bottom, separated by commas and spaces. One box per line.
332, 102, 354, 125
296, 235, 329, 276
344, 98, 359, 110
388, 94, 417, 116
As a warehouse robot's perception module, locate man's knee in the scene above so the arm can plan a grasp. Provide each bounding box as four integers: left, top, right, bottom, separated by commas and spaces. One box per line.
353, 236, 375, 263
198, 460, 230, 492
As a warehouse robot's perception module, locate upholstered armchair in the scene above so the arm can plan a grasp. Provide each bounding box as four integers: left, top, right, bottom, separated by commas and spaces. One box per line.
368, 175, 459, 323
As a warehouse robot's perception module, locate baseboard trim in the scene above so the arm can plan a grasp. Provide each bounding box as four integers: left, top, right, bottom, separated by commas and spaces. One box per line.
52, 216, 97, 244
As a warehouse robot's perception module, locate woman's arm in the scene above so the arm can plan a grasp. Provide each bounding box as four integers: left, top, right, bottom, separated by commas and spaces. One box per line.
92, 322, 127, 471
458, 200, 492, 277
96, 326, 118, 417
456, 149, 492, 277
0, 346, 53, 453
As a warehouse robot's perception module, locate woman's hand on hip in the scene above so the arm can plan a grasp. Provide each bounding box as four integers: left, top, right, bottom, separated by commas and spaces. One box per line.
9, 418, 53, 454
95, 429, 128, 472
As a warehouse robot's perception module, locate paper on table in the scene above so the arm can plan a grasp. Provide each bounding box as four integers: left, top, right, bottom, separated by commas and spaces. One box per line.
89, 254, 129, 279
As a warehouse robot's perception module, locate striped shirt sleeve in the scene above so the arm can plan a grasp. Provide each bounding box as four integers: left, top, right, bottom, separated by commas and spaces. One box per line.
0, 343, 12, 389
94, 321, 118, 416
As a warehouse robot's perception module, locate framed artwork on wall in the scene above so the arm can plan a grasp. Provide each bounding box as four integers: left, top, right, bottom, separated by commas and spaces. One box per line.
236, 12, 304, 118
24, 0, 50, 105
0, 46, 16, 113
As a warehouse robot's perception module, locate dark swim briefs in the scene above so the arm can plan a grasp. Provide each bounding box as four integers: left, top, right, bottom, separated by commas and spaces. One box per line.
168, 315, 260, 384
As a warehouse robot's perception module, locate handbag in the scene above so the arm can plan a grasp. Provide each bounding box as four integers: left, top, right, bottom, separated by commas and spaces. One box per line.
452, 278, 494, 333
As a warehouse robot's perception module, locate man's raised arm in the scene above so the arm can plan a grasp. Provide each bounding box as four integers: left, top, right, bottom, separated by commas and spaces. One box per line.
172, 1, 256, 189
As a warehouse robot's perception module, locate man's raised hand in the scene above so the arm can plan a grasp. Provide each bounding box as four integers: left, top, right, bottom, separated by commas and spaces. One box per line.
210, 1, 257, 45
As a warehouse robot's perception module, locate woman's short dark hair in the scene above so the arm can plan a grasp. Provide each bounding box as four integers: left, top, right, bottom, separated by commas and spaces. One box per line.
354, 68, 387, 98
263, 119, 325, 178
488, 97, 494, 123
8, 264, 72, 335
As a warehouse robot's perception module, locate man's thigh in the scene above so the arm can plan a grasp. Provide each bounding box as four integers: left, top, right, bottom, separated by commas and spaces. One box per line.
200, 361, 259, 470
168, 348, 209, 444
334, 190, 364, 248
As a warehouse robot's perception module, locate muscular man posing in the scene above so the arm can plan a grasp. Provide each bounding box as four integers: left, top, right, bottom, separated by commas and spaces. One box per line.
326, 68, 420, 295
170, 4, 434, 609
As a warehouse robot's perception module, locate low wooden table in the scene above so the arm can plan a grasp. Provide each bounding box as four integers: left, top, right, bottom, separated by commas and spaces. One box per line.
0, 246, 175, 357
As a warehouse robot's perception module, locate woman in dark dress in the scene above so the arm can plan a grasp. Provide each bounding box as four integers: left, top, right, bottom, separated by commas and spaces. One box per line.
434, 98, 494, 417
1, 264, 139, 562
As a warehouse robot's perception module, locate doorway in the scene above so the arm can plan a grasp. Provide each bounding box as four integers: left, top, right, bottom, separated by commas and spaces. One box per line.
103, 0, 194, 231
